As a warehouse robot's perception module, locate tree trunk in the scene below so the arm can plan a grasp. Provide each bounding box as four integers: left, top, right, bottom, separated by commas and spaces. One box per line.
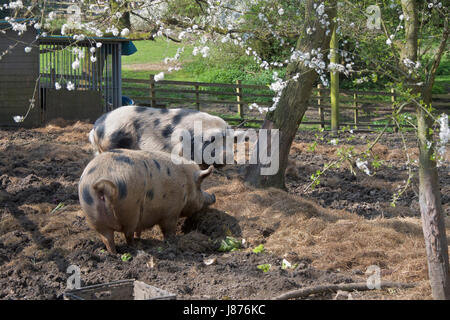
245, 0, 337, 189
330, 22, 339, 135
401, 0, 450, 299
417, 91, 450, 300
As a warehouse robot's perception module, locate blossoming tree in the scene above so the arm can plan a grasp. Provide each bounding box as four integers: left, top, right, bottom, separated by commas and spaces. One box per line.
1, 0, 448, 299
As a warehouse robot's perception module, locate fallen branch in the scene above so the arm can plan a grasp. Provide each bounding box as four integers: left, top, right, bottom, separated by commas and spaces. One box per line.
274, 281, 416, 300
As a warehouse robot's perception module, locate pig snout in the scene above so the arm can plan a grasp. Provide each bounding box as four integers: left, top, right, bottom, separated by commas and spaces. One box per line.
203, 191, 216, 207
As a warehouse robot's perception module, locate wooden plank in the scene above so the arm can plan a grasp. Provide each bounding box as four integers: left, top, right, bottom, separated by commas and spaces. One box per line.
128, 95, 273, 106
0, 74, 39, 82
0, 67, 38, 75
123, 78, 269, 90
0, 81, 38, 88
312, 88, 401, 97
0, 60, 38, 67
122, 78, 151, 84
44, 89, 103, 122
433, 94, 450, 99
142, 87, 275, 98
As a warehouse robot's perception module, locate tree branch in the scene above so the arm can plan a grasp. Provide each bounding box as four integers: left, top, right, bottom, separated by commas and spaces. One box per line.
274, 281, 416, 300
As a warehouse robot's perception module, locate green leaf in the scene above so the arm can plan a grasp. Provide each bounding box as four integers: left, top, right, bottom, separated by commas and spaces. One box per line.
257, 264, 271, 272
218, 236, 241, 252
252, 244, 265, 254
121, 253, 132, 262
50, 202, 65, 214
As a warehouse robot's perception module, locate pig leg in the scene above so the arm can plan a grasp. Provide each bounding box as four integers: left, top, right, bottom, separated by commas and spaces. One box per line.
124, 230, 134, 246
99, 229, 116, 254
159, 219, 177, 242
134, 230, 142, 240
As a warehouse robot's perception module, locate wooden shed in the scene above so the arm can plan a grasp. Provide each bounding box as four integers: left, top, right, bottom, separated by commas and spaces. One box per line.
0, 20, 41, 127
0, 21, 135, 127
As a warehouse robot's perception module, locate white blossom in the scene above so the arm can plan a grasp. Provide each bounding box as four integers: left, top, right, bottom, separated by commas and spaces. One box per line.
154, 72, 164, 82
438, 113, 449, 155
13, 115, 24, 123
356, 158, 371, 175
72, 60, 80, 70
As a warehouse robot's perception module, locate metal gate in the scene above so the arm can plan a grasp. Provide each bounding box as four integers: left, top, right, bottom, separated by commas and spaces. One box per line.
39, 38, 122, 113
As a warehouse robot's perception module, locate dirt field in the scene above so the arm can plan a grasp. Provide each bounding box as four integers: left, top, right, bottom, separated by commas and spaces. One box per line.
0, 120, 449, 300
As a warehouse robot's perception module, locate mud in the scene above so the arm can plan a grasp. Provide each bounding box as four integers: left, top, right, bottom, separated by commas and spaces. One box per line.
0, 120, 448, 299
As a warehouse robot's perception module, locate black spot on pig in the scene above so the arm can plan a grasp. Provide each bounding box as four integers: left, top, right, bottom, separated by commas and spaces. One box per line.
113, 155, 134, 165
87, 166, 97, 175
135, 106, 147, 113
82, 186, 94, 205
160, 108, 169, 114
153, 119, 160, 127
172, 109, 195, 126
143, 160, 149, 172
162, 125, 173, 138
153, 160, 161, 171
133, 119, 142, 132
109, 149, 123, 154
167, 167, 171, 176
109, 130, 133, 149
94, 113, 108, 139
117, 180, 128, 199
96, 124, 105, 140
94, 113, 107, 128
146, 189, 154, 200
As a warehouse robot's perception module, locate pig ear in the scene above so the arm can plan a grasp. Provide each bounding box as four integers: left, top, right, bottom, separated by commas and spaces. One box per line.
195, 165, 213, 185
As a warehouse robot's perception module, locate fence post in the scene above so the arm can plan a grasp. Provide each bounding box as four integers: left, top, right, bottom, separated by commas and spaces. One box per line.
149, 74, 156, 108
317, 84, 324, 129
236, 80, 244, 119
195, 85, 200, 110
391, 88, 398, 132
51, 68, 56, 88
353, 92, 359, 126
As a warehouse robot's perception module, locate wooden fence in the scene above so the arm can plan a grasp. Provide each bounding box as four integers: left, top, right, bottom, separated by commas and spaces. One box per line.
122, 75, 450, 130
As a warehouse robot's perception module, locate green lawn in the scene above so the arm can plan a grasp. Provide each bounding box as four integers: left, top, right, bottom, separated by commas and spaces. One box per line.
122, 39, 195, 81
122, 39, 192, 65
433, 74, 450, 94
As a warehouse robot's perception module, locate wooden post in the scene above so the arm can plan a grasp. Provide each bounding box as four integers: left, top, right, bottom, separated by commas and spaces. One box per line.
391, 88, 398, 132
51, 68, 56, 88
236, 80, 244, 119
195, 85, 200, 110
317, 84, 324, 129
353, 92, 358, 126
149, 74, 156, 108
330, 22, 340, 135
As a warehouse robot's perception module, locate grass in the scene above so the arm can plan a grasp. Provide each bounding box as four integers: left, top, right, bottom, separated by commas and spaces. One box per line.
122, 39, 195, 81
120, 40, 448, 131
433, 74, 450, 94
122, 39, 192, 66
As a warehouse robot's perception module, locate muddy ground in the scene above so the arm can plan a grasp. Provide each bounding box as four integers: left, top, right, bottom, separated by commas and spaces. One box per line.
0, 120, 449, 300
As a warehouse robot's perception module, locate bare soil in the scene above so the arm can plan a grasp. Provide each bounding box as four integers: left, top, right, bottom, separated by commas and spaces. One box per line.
0, 120, 448, 300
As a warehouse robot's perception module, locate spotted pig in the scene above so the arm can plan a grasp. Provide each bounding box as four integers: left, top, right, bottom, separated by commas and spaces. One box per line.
88, 106, 229, 167
78, 149, 216, 254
